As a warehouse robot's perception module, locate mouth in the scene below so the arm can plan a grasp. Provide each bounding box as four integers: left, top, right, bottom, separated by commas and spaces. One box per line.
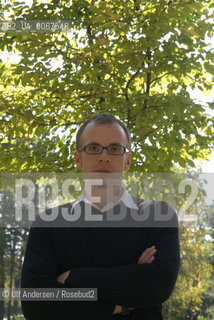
94, 169, 111, 173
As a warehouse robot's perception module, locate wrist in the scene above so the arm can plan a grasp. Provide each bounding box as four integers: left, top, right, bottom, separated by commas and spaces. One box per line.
121, 306, 130, 315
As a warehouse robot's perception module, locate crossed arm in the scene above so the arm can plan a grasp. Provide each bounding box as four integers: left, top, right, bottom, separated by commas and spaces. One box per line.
57, 246, 157, 315
21, 223, 180, 319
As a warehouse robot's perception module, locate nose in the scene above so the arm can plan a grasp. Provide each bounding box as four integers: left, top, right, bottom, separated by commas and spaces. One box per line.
98, 149, 110, 163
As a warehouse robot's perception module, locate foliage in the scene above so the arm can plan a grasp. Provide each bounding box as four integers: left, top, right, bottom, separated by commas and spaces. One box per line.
199, 203, 214, 320
0, 0, 214, 172
164, 223, 213, 319
162, 174, 214, 320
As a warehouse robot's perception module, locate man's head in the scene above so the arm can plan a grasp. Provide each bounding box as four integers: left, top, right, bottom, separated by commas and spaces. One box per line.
76, 114, 131, 150
74, 114, 131, 174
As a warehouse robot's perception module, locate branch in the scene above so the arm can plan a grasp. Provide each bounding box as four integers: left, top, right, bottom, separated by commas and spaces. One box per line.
125, 68, 141, 102
150, 72, 172, 84
127, 108, 131, 128
134, 0, 140, 11
146, 72, 151, 94
135, 130, 154, 145
163, 0, 173, 13
145, 47, 151, 95
87, 25, 93, 45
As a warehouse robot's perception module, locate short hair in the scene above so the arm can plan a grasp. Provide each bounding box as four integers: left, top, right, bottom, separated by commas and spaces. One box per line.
76, 114, 131, 150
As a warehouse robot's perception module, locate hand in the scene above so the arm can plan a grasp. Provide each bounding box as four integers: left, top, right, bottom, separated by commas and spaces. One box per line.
137, 246, 157, 264
57, 270, 70, 284
112, 305, 122, 314
112, 305, 135, 315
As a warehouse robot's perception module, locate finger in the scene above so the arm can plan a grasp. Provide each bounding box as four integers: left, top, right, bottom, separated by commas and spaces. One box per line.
147, 256, 155, 264
138, 250, 150, 263
139, 247, 156, 260
145, 248, 156, 258
139, 248, 150, 260
138, 255, 155, 264
138, 248, 157, 264
139, 246, 156, 259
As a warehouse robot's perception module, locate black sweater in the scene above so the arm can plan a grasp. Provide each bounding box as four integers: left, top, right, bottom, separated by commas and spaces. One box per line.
21, 199, 180, 320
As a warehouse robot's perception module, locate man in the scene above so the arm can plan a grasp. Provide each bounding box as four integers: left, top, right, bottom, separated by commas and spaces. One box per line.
21, 113, 180, 319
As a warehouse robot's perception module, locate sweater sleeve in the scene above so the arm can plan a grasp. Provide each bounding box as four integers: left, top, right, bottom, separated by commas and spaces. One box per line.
65, 203, 180, 308
21, 226, 115, 320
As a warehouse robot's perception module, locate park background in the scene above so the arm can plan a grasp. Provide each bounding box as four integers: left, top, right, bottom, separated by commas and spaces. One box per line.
0, 0, 214, 319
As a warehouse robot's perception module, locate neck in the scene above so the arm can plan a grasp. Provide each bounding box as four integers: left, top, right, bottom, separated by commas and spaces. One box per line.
84, 184, 123, 209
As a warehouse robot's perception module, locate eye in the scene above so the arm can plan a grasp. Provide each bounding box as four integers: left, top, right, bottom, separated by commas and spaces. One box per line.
109, 145, 122, 153
86, 144, 101, 153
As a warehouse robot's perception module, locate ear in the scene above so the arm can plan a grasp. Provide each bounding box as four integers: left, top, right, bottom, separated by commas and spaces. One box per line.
124, 152, 131, 171
74, 150, 82, 169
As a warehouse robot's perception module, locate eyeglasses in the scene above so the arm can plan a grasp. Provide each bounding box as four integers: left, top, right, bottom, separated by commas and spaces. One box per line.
78, 143, 128, 155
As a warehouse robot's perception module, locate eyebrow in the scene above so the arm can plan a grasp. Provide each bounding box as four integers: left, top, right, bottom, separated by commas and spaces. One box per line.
87, 142, 123, 146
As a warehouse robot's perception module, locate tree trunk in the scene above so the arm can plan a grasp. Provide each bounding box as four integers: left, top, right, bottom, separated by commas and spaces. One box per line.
12, 277, 20, 317
0, 229, 6, 320
7, 231, 15, 320
168, 296, 172, 320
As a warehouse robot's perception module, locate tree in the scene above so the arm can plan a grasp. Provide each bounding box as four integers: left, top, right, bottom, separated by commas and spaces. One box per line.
160, 170, 214, 320
199, 203, 214, 320
0, 228, 6, 320
0, 0, 214, 172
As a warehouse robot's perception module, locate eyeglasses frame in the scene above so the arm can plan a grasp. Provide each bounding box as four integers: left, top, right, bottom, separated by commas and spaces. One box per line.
78, 143, 129, 155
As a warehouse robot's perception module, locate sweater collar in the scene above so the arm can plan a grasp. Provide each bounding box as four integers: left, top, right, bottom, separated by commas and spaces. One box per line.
74, 187, 138, 212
